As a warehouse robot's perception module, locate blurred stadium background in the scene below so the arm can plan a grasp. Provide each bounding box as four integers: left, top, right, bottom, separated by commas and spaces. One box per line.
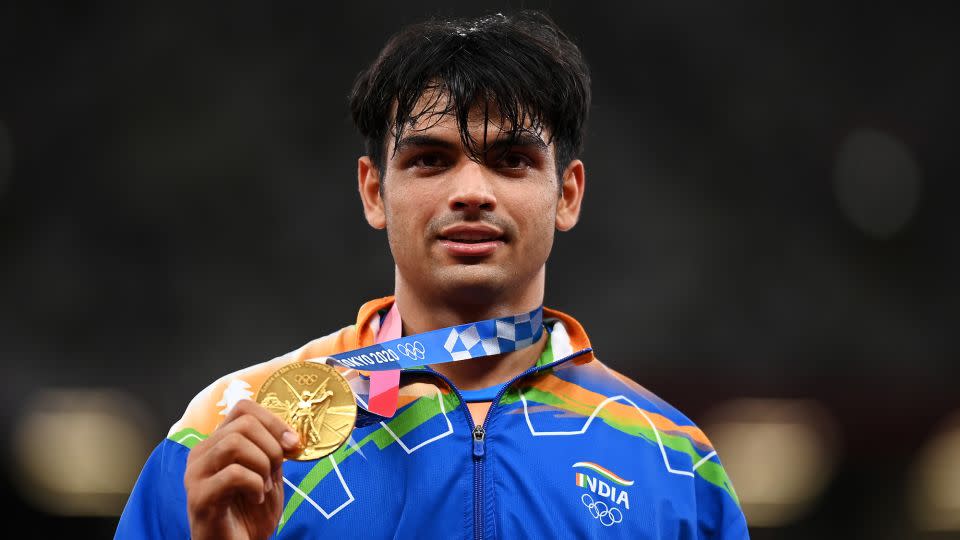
1, 2, 957, 538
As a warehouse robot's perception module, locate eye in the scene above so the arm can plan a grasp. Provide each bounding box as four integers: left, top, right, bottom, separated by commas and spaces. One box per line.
494, 152, 532, 171
410, 153, 450, 169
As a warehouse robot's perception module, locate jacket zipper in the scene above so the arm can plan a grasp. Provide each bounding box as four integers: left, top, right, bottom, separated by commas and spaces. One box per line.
427, 347, 593, 540
472, 424, 486, 540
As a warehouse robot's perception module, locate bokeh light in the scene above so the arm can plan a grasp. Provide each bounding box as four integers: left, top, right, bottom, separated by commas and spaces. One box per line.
910, 411, 960, 531
833, 128, 922, 239
701, 399, 840, 528
12, 389, 153, 516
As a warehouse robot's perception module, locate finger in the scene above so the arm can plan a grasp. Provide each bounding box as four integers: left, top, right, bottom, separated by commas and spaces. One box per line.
269, 466, 285, 507
192, 463, 267, 509
221, 399, 302, 453
219, 414, 286, 473
193, 432, 274, 490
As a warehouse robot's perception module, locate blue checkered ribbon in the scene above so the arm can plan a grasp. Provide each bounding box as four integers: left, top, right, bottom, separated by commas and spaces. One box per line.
327, 307, 544, 371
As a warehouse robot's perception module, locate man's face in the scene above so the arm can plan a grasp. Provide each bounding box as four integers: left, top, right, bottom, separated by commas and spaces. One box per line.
358, 93, 584, 304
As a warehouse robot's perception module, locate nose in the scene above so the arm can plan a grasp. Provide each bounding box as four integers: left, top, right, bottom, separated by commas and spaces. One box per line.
448, 161, 497, 212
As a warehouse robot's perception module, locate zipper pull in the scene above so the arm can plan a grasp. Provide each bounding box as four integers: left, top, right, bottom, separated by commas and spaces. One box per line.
472, 425, 486, 459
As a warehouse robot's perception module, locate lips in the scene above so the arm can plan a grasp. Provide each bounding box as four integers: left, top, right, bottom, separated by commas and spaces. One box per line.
438, 224, 505, 257
438, 224, 504, 243
442, 231, 500, 243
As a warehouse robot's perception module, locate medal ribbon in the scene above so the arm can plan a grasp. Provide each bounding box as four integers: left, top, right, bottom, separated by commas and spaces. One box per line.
367, 305, 402, 416
328, 306, 544, 372
326, 306, 544, 417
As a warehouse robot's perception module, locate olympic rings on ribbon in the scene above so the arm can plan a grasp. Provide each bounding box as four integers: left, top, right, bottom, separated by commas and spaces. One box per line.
581, 494, 623, 527
396, 340, 426, 361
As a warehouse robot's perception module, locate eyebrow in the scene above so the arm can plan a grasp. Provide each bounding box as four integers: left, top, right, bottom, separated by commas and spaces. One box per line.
392, 132, 549, 156
393, 135, 460, 155
491, 133, 549, 152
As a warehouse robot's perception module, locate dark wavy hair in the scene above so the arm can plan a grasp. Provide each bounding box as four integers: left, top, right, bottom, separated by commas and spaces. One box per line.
349, 11, 591, 179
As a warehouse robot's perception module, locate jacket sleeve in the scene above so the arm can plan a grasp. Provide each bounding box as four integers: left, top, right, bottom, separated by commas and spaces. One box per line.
694, 455, 750, 540
115, 440, 192, 539
705, 491, 749, 540
718, 510, 750, 540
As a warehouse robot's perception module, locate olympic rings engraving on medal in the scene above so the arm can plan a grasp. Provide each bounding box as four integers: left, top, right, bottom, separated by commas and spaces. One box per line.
396, 340, 426, 361
294, 373, 319, 385
580, 494, 623, 527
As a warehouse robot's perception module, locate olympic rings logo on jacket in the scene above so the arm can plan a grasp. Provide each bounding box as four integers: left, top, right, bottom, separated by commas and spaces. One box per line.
581, 493, 623, 527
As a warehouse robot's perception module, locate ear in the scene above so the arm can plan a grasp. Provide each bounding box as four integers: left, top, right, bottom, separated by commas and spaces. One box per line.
358, 156, 386, 229
556, 159, 585, 232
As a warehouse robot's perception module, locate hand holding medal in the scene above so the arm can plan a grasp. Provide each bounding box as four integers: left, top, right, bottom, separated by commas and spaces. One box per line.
183, 399, 304, 540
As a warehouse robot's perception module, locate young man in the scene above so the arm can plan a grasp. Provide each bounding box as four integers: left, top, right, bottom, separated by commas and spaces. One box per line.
117, 11, 748, 539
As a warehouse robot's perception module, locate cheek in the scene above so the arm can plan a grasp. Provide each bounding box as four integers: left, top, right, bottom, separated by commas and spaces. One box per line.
384, 193, 432, 246
514, 193, 558, 244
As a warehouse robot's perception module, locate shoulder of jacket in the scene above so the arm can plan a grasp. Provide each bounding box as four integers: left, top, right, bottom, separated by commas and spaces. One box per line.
553, 358, 742, 506
166, 325, 358, 445
554, 357, 714, 451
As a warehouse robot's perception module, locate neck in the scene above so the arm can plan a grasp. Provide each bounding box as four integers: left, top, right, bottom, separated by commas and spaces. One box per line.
393, 269, 548, 391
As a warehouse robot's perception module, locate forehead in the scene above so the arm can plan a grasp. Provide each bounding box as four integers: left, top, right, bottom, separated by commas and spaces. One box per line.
388, 85, 551, 148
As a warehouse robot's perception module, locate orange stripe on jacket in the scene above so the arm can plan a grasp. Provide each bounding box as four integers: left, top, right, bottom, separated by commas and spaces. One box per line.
525, 374, 713, 449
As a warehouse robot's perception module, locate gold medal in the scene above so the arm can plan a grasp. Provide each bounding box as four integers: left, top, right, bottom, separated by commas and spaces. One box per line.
256, 362, 357, 461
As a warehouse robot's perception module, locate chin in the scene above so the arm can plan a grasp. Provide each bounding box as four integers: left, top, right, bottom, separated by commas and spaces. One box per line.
432, 267, 511, 302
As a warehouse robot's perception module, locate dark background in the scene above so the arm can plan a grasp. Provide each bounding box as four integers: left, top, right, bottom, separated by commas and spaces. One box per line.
1, 2, 957, 538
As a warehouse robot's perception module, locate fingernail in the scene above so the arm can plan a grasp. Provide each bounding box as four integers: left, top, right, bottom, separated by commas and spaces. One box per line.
281, 431, 300, 450
258, 491, 265, 504
265, 475, 274, 493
